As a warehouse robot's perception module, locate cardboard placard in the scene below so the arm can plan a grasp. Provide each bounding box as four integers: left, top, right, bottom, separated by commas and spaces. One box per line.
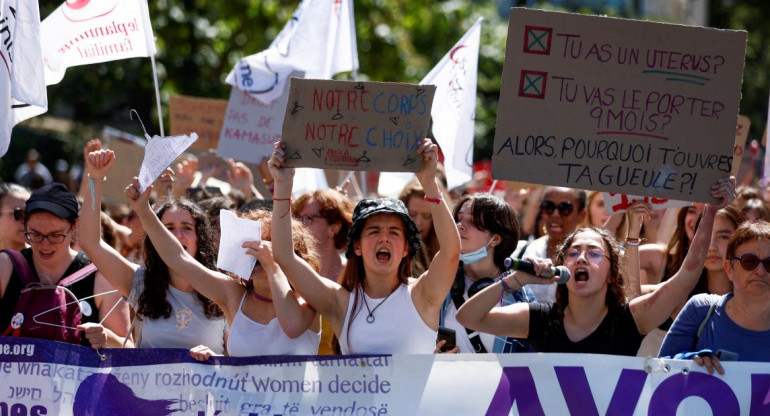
216, 87, 288, 164
169, 95, 227, 150
731, 115, 750, 177
492, 8, 746, 203
102, 126, 146, 202
281, 78, 436, 172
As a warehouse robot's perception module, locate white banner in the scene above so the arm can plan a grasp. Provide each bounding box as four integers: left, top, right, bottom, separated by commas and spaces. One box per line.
420, 18, 482, 190
225, 0, 358, 105
1, 337, 769, 415
40, 0, 156, 85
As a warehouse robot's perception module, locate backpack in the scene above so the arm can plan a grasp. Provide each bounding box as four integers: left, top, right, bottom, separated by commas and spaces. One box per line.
2, 250, 97, 344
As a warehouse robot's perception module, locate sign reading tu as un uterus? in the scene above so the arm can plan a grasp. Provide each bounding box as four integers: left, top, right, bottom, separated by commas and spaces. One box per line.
492, 8, 746, 203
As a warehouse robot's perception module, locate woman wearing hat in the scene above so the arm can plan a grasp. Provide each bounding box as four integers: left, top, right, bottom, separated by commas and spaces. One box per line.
0, 183, 130, 349
269, 139, 461, 354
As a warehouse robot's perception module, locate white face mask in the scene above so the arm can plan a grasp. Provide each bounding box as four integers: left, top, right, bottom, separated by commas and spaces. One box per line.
460, 238, 493, 264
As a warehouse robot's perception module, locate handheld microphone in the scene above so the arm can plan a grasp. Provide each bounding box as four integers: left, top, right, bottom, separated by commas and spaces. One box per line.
503, 257, 571, 284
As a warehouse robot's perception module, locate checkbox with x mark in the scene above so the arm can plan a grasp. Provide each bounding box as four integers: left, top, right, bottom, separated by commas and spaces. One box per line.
518, 70, 548, 99
523, 26, 553, 55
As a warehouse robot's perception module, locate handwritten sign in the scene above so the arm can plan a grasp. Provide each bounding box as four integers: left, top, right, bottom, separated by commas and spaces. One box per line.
492, 8, 746, 203
169, 95, 227, 150
138, 133, 199, 192
102, 126, 146, 202
281, 78, 436, 172
216, 87, 288, 164
732, 115, 750, 177
603, 192, 691, 214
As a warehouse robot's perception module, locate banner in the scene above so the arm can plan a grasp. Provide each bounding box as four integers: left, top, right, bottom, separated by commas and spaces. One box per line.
420, 18, 482, 190
492, 8, 746, 203
281, 79, 436, 172
1, 337, 769, 415
40, 0, 156, 85
225, 0, 358, 105
1, 0, 48, 156
169, 95, 228, 151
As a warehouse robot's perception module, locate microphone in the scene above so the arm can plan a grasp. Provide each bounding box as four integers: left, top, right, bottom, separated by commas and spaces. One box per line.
503, 257, 571, 284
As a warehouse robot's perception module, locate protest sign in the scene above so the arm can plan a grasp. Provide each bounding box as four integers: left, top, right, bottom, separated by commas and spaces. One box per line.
1, 337, 769, 415
216, 87, 288, 164
169, 95, 227, 151
492, 8, 746, 203
731, 115, 750, 177
138, 133, 199, 192
602, 192, 691, 214
281, 78, 436, 172
102, 127, 146, 202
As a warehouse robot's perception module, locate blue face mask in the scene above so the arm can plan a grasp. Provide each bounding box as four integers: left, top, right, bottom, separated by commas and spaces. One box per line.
460, 238, 493, 264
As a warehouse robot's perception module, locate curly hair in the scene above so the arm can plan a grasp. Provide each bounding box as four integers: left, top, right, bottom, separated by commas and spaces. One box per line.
552, 227, 626, 320
293, 189, 353, 250
138, 198, 223, 320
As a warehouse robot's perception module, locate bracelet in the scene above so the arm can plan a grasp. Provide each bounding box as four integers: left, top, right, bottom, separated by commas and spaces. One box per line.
272, 197, 292, 218
87, 173, 106, 182
500, 274, 521, 293
625, 237, 643, 247
423, 195, 442, 205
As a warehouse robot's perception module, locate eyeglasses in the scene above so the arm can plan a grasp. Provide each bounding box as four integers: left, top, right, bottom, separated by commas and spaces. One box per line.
298, 214, 323, 226
540, 200, 575, 217
730, 253, 770, 273
564, 248, 609, 264
25, 227, 72, 244
0, 208, 24, 222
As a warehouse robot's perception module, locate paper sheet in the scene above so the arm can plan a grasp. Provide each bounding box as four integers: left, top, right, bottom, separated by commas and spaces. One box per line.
216, 210, 262, 280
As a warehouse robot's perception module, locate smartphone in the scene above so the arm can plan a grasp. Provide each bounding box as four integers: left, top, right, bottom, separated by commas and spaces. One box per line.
716, 349, 739, 361
437, 327, 457, 352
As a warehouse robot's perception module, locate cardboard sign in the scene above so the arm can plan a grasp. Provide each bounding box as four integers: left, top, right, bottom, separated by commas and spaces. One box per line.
169, 95, 227, 150
102, 126, 147, 202
731, 115, 750, 177
216, 87, 288, 164
492, 8, 746, 203
281, 78, 436, 172
602, 192, 691, 214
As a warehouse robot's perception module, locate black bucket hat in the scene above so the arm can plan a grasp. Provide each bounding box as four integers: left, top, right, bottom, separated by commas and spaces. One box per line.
345, 198, 422, 258
25, 183, 79, 221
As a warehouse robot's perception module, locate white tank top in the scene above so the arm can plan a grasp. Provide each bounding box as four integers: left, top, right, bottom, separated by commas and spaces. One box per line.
339, 283, 436, 354
227, 291, 320, 356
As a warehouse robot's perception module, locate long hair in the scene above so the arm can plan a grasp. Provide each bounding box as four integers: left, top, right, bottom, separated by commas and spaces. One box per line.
398, 179, 439, 275
552, 227, 625, 320
664, 206, 694, 280
293, 189, 354, 250
453, 193, 521, 270
138, 198, 223, 320
333, 213, 414, 353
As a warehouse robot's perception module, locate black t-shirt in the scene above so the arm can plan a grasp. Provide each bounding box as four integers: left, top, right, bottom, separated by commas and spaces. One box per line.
527, 302, 644, 356
0, 249, 99, 345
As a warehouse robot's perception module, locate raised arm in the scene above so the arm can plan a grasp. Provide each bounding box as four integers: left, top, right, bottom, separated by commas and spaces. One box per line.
630, 177, 735, 334
412, 139, 461, 309
243, 240, 319, 338
125, 179, 242, 318
78, 150, 138, 298
268, 142, 349, 330
457, 259, 557, 338
622, 201, 652, 301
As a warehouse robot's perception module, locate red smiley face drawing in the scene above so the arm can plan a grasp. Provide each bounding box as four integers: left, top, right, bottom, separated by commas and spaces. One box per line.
62, 0, 120, 22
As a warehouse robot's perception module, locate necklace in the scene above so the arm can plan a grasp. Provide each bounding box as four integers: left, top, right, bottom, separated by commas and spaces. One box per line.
361, 287, 396, 323
251, 287, 273, 303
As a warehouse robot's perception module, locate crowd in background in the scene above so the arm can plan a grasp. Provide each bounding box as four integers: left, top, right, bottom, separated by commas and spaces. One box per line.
0, 137, 768, 376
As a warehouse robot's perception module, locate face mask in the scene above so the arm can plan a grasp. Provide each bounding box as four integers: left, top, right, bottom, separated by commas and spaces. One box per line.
460, 238, 493, 264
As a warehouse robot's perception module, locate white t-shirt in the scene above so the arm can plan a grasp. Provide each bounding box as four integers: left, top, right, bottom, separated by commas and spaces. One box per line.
128, 268, 228, 354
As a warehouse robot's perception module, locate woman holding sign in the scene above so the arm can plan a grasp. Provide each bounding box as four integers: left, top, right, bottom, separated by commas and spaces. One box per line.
269, 139, 461, 354
79, 150, 228, 357
456, 178, 735, 355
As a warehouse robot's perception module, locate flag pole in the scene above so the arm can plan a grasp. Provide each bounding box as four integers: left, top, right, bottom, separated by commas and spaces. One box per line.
150, 46, 164, 137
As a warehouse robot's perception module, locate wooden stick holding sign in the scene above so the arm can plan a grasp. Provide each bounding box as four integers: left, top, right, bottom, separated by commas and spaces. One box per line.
491, 8, 746, 203
138, 133, 199, 192
281, 78, 436, 172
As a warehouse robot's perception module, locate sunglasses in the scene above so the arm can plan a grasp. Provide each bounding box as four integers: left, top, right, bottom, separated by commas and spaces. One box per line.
540, 200, 574, 217
1, 208, 24, 222
730, 253, 770, 273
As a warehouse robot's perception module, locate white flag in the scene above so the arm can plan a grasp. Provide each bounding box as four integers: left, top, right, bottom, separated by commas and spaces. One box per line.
226, 0, 358, 105
0, 0, 48, 156
40, 0, 156, 85
421, 18, 483, 190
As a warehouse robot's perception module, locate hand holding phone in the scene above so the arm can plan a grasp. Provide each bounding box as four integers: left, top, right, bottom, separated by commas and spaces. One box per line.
437, 326, 457, 353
